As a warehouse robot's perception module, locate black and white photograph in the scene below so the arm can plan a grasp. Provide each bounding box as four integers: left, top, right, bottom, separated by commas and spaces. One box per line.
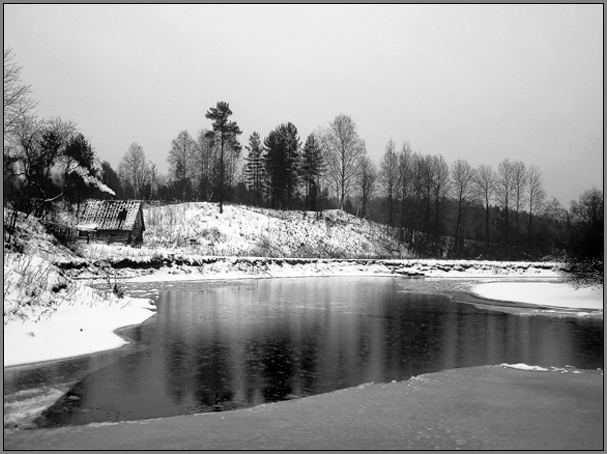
3, 4, 603, 450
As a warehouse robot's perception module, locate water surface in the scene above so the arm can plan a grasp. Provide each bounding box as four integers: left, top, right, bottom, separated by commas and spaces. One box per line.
4, 277, 603, 429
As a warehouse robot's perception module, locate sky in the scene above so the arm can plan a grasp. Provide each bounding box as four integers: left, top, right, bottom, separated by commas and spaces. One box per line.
4, 4, 603, 207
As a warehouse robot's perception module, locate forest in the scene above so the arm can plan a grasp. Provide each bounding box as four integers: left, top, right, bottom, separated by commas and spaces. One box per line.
4, 48, 603, 262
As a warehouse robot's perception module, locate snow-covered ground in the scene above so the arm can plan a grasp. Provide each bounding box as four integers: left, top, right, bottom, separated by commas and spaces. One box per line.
3, 211, 156, 368
3, 295, 155, 367
471, 282, 603, 310
141, 202, 403, 258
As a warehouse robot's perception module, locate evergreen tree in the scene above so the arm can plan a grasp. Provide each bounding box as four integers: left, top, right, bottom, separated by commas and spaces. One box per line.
301, 133, 325, 211
101, 161, 123, 199
244, 131, 265, 206
205, 101, 242, 213
264, 122, 301, 210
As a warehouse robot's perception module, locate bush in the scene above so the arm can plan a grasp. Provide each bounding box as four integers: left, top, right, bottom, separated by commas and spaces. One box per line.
564, 257, 604, 288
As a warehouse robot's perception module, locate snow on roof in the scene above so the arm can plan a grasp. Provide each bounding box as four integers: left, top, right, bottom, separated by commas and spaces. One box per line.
78, 200, 145, 231
75, 223, 98, 231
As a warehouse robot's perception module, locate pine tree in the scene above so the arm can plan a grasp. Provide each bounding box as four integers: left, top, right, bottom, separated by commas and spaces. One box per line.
301, 133, 325, 211
243, 131, 265, 206
205, 101, 242, 213
264, 123, 301, 210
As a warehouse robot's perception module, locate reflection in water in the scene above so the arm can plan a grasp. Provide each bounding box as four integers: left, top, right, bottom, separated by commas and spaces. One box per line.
4, 277, 603, 429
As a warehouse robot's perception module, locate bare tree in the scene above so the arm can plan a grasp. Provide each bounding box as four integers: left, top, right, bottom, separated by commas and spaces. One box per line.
431, 155, 450, 236
4, 48, 37, 144
496, 159, 514, 244
148, 161, 158, 199
193, 128, 216, 201
415, 154, 435, 233
473, 164, 496, 249
526, 165, 546, 242
224, 138, 243, 203
511, 160, 527, 250
398, 141, 414, 241
119, 143, 150, 199
5, 116, 102, 219
379, 139, 399, 226
569, 188, 604, 258
325, 114, 366, 210
450, 159, 476, 253
357, 155, 377, 219
168, 130, 196, 201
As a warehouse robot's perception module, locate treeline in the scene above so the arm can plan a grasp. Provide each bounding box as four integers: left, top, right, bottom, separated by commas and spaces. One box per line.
3, 49, 603, 261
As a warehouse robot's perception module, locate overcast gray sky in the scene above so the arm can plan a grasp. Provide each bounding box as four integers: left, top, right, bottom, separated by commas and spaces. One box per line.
4, 4, 603, 206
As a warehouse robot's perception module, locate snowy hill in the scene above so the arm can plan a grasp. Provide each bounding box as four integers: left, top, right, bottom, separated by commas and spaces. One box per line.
141, 202, 406, 259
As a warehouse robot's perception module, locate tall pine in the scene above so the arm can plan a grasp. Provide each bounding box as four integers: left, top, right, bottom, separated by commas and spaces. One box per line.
301, 133, 325, 211
244, 131, 265, 206
205, 101, 242, 214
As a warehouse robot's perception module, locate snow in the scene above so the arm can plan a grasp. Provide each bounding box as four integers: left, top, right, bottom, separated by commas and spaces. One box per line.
471, 282, 603, 310
3, 294, 155, 367
75, 223, 98, 231
500, 363, 549, 371
141, 203, 406, 258
3, 215, 157, 368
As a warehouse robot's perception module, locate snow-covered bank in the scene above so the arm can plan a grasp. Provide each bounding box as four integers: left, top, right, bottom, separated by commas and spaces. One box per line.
3, 295, 156, 368
4, 365, 603, 450
80, 256, 562, 283
471, 282, 603, 310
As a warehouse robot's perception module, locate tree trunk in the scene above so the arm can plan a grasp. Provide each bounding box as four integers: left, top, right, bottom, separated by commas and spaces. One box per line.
219, 133, 224, 214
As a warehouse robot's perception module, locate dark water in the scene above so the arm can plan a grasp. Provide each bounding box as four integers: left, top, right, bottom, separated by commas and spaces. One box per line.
4, 277, 604, 429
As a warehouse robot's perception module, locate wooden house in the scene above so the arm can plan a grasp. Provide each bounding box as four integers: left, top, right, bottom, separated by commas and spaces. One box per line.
76, 200, 145, 246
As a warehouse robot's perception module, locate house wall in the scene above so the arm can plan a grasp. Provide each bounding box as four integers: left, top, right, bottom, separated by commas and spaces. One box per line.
77, 228, 144, 245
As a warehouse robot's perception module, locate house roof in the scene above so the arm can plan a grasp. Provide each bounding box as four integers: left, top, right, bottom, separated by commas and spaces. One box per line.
77, 200, 145, 231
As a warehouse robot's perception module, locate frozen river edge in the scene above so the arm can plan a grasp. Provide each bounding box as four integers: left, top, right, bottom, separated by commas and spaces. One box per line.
4, 364, 603, 450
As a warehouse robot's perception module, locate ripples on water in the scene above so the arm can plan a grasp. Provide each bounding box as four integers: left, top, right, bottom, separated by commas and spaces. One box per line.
4, 277, 603, 429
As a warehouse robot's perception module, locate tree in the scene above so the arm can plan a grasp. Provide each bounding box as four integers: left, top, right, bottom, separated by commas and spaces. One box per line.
379, 139, 399, 227
101, 161, 123, 198
4, 48, 37, 144
496, 159, 514, 245
63, 133, 100, 215
511, 160, 527, 251
431, 155, 450, 236
6, 117, 80, 216
192, 129, 216, 201
168, 131, 196, 201
398, 141, 415, 240
205, 101, 242, 213
414, 154, 435, 234
357, 156, 377, 219
450, 159, 476, 253
526, 165, 546, 243
301, 133, 325, 211
243, 132, 265, 206
569, 188, 604, 259
119, 143, 150, 199
325, 114, 366, 210
542, 197, 568, 256
264, 123, 301, 210
473, 164, 496, 250
224, 135, 243, 203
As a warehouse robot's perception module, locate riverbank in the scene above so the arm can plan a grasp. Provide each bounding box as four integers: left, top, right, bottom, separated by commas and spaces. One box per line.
4, 365, 603, 450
